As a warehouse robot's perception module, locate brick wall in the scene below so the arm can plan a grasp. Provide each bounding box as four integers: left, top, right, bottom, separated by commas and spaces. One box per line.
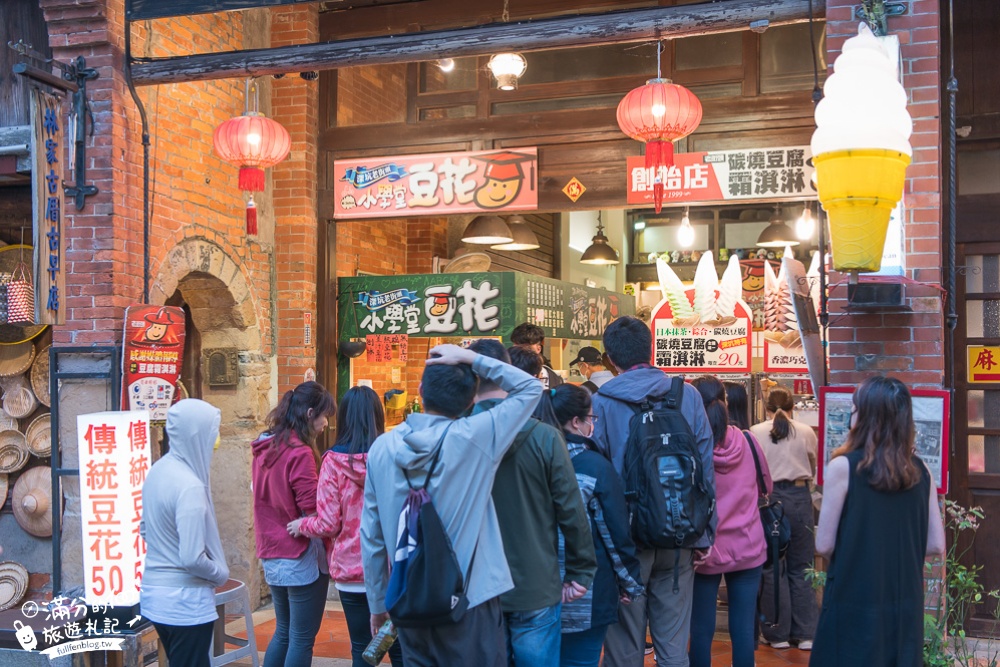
336, 64, 407, 126
824, 1, 944, 388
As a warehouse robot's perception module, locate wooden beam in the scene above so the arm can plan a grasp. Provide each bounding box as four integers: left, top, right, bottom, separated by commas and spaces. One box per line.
130, 0, 824, 86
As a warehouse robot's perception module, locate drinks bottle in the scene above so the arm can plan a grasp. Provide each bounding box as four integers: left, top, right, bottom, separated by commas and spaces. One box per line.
362, 620, 397, 665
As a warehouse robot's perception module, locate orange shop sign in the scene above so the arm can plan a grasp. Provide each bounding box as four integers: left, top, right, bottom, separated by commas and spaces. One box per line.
77, 410, 152, 607
333, 148, 538, 219
968, 346, 1000, 383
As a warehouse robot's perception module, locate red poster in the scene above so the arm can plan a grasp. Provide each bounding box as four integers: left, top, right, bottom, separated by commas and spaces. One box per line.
333, 148, 538, 219
626, 145, 815, 207
121, 305, 185, 421
650, 290, 752, 374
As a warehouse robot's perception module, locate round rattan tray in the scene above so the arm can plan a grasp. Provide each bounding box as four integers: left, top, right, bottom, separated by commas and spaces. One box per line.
3, 385, 37, 419
0, 561, 28, 612
25, 413, 51, 458
0, 430, 28, 473
30, 345, 50, 407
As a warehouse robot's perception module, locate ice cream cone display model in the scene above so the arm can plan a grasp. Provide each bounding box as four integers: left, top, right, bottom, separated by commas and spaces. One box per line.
811, 23, 912, 273
763, 260, 801, 349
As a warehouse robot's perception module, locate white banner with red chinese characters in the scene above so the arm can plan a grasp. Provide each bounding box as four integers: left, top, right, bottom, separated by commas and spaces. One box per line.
333, 148, 538, 218
77, 411, 151, 607
626, 145, 815, 207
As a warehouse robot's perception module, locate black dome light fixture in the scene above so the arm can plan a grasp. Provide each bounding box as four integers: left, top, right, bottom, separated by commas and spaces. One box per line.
756, 205, 801, 248
580, 212, 620, 265
462, 215, 513, 244
491, 215, 540, 251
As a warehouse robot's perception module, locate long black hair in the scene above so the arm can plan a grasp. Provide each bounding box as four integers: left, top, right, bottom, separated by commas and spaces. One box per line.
334, 386, 384, 456
766, 386, 796, 444
834, 376, 920, 492
691, 376, 728, 446
724, 381, 751, 431
266, 381, 336, 462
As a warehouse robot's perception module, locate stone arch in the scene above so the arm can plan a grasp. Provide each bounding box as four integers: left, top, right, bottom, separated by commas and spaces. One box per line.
150, 237, 271, 604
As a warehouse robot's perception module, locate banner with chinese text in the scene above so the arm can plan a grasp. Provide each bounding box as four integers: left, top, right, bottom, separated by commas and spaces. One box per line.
626, 145, 815, 207
968, 346, 1000, 383
121, 305, 186, 421
333, 148, 538, 219
650, 291, 752, 373
77, 410, 151, 607
31, 88, 65, 324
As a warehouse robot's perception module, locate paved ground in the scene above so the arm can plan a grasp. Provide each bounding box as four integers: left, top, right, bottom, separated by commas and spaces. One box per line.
214, 601, 813, 667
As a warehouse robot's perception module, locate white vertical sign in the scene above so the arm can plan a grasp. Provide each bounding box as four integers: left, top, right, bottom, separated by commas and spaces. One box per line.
77, 411, 152, 607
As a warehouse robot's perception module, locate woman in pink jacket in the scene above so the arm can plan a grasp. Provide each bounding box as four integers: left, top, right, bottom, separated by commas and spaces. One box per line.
688, 376, 773, 667
288, 386, 403, 667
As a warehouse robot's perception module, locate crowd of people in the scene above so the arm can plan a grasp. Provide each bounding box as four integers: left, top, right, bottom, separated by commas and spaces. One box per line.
140, 318, 945, 667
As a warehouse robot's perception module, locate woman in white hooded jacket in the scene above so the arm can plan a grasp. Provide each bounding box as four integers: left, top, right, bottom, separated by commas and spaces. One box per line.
140, 399, 229, 667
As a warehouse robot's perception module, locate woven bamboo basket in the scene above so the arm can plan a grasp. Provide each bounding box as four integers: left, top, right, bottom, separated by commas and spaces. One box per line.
0, 430, 28, 473
0, 561, 29, 611
0, 342, 34, 378
3, 385, 37, 419
13, 466, 52, 537
30, 345, 50, 407
25, 413, 51, 458
0, 472, 7, 511
0, 407, 16, 432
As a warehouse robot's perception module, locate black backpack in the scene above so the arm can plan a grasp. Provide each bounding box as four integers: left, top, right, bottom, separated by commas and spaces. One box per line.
384, 429, 477, 628
620, 376, 715, 585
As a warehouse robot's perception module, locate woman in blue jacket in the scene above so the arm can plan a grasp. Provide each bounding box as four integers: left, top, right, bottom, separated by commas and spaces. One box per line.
552, 384, 644, 667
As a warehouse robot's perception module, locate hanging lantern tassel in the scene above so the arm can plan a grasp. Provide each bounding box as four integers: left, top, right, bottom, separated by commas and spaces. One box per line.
246, 194, 258, 236
239, 166, 266, 192
645, 139, 674, 214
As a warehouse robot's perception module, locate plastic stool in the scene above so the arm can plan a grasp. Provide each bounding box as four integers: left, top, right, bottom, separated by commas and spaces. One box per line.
211, 579, 260, 667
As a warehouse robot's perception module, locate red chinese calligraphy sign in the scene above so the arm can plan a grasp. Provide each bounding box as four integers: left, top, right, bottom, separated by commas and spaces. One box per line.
77, 410, 152, 607
121, 305, 186, 421
365, 334, 409, 362
333, 148, 538, 219
626, 146, 815, 207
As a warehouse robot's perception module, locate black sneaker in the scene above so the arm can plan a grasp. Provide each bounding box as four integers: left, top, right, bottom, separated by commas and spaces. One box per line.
644, 642, 654, 655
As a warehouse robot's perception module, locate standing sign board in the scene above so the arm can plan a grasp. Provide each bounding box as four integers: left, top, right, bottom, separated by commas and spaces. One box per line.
649, 293, 752, 374
31, 89, 66, 325
627, 145, 815, 207
121, 305, 185, 421
333, 148, 538, 219
77, 410, 152, 606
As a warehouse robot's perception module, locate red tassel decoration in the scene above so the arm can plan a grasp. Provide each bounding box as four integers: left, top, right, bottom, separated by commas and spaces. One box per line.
644, 139, 675, 213
246, 195, 258, 236
239, 166, 266, 192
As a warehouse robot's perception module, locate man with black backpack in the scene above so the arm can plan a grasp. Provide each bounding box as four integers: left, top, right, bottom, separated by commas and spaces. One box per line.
469, 339, 596, 667
361, 344, 541, 667
590, 316, 717, 667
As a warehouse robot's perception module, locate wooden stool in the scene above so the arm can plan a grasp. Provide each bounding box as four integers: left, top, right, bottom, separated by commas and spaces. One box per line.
211, 579, 259, 667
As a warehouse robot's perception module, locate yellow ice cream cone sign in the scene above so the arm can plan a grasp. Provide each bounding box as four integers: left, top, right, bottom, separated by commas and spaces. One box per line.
815, 149, 910, 273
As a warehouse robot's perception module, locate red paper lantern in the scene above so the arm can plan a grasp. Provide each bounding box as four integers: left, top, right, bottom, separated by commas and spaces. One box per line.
617, 78, 703, 213
213, 113, 291, 235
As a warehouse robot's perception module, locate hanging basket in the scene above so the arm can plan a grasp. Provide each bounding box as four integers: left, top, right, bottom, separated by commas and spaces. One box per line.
25, 413, 51, 458
30, 345, 50, 408
0, 341, 35, 378
13, 466, 52, 537
0, 430, 28, 473
3, 385, 37, 419
0, 561, 29, 612
7, 261, 34, 325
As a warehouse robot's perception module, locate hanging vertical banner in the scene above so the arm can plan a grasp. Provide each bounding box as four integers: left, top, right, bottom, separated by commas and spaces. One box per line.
77, 410, 152, 607
30, 89, 66, 325
121, 305, 186, 421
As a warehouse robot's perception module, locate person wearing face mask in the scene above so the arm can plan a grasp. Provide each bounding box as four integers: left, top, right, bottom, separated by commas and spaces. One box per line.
252, 381, 336, 667
551, 384, 644, 667
568, 347, 614, 394
141, 399, 230, 667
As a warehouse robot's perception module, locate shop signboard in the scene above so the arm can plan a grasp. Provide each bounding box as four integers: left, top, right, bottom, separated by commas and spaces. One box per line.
120, 305, 186, 421
649, 292, 752, 374
31, 88, 66, 325
333, 148, 538, 219
818, 386, 949, 494
338, 272, 634, 341
77, 410, 151, 607
968, 346, 1000, 383
626, 145, 815, 207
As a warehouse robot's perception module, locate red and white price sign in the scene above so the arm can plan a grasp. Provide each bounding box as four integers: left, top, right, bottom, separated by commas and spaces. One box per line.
650, 290, 752, 374
77, 410, 152, 607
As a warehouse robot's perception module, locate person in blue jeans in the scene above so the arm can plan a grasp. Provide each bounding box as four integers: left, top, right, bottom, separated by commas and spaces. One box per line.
688, 377, 773, 667
551, 384, 643, 667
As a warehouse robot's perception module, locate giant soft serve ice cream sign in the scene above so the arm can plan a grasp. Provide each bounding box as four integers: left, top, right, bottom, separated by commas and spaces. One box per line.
812, 24, 912, 273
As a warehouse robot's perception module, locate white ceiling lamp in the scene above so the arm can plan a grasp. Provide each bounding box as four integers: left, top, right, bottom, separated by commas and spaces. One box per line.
795, 204, 816, 240
491, 215, 540, 251
437, 58, 456, 73
488, 53, 527, 91
677, 208, 695, 248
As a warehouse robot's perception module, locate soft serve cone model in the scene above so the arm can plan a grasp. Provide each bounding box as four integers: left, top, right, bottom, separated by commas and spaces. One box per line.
811, 23, 911, 273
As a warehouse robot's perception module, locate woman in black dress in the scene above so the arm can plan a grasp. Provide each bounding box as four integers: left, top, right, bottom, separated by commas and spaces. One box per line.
810, 376, 946, 667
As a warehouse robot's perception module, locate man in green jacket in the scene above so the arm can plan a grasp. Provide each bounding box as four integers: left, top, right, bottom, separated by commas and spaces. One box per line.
469, 339, 597, 667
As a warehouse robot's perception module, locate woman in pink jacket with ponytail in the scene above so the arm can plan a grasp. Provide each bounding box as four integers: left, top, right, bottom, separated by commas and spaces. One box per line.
288, 386, 403, 667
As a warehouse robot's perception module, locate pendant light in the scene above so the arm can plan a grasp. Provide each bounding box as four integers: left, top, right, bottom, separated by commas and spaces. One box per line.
491, 215, 540, 251
677, 208, 695, 248
756, 205, 800, 248
488, 53, 527, 91
580, 213, 620, 265
462, 215, 513, 244
795, 204, 816, 240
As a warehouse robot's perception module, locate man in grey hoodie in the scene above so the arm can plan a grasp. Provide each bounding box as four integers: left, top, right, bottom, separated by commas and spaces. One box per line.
140, 399, 230, 667
590, 317, 716, 667
361, 344, 542, 667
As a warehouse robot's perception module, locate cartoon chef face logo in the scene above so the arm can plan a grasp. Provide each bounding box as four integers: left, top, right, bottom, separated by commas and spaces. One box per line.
472, 151, 534, 210
142, 308, 174, 343
741, 262, 766, 294
428, 294, 451, 317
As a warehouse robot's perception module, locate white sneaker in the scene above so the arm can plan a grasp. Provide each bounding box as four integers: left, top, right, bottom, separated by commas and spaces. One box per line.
766, 640, 791, 649
798, 640, 813, 651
